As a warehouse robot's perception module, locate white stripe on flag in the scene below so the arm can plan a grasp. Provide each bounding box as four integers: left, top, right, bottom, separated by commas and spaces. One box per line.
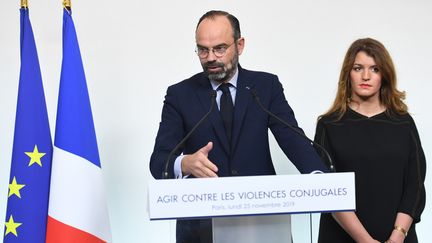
48, 146, 111, 242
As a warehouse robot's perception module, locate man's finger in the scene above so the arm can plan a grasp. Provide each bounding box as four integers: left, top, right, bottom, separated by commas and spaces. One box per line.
199, 142, 213, 156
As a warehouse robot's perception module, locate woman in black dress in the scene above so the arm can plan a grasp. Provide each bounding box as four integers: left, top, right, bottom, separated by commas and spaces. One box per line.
315, 38, 426, 243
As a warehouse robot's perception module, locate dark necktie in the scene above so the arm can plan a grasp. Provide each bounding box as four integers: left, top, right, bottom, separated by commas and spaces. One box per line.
218, 83, 234, 143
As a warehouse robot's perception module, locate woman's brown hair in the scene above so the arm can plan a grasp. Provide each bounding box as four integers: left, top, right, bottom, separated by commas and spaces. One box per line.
321, 38, 407, 120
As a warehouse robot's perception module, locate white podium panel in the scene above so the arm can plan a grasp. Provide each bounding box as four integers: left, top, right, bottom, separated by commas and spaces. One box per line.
148, 172, 355, 220
212, 215, 291, 243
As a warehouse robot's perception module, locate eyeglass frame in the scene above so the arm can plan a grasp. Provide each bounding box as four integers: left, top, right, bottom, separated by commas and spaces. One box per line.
195, 41, 236, 59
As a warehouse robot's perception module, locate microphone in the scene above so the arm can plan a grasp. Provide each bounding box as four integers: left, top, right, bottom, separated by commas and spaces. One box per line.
251, 90, 335, 172
162, 90, 217, 179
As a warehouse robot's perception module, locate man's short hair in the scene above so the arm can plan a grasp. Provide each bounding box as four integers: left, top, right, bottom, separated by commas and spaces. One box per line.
196, 10, 241, 41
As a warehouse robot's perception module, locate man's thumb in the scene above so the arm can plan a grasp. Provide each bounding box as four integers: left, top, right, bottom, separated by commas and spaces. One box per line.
200, 142, 213, 156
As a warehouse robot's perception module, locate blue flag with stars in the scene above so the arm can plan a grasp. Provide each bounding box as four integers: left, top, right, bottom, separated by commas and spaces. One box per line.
3, 8, 53, 243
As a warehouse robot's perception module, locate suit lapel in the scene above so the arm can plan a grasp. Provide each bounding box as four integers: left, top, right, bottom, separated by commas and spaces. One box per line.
196, 76, 230, 155
231, 68, 254, 154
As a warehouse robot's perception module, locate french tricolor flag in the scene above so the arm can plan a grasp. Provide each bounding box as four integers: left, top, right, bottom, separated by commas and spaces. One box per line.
46, 8, 111, 243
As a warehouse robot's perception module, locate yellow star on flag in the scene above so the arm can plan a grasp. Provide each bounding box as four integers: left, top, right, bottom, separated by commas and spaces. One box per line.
8, 177, 26, 198
5, 215, 22, 237
25, 145, 46, 167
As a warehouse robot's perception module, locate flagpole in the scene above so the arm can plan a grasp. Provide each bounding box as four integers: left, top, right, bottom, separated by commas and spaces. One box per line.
21, 0, 28, 8
63, 0, 71, 10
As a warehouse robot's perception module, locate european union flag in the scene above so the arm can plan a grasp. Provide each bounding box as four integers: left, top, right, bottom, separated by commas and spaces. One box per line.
3, 8, 53, 243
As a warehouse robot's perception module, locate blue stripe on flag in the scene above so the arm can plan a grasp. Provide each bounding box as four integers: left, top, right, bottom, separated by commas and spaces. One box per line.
54, 9, 101, 167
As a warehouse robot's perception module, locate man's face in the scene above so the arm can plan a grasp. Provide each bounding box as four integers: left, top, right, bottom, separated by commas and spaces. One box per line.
195, 16, 244, 83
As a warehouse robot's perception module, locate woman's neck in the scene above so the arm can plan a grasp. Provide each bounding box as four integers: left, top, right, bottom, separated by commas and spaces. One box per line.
348, 98, 386, 117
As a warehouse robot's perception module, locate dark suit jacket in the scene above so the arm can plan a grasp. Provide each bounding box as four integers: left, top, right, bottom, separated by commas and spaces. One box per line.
149, 66, 328, 242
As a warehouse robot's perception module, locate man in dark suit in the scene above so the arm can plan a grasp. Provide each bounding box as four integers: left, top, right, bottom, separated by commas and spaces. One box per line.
150, 10, 328, 243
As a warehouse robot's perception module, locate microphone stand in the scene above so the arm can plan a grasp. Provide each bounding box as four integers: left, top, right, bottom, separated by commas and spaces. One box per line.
162, 91, 217, 179
251, 90, 335, 172
252, 90, 335, 243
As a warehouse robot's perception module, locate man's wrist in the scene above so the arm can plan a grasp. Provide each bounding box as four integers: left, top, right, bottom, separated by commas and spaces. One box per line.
174, 154, 185, 178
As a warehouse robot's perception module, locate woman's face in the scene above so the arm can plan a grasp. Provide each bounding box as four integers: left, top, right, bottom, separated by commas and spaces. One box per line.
350, 51, 382, 102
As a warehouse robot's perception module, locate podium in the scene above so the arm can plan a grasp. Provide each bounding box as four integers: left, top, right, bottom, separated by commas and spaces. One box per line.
148, 173, 355, 242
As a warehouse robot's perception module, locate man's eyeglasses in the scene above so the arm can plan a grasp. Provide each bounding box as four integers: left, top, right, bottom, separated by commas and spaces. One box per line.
195, 42, 235, 58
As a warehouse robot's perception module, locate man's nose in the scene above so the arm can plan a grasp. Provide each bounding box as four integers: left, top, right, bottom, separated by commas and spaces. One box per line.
205, 49, 217, 62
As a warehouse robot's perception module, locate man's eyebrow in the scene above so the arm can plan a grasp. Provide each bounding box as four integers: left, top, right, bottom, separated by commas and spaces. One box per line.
196, 43, 229, 48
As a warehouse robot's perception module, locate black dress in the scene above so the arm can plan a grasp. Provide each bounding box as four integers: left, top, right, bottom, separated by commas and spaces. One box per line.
314, 109, 426, 243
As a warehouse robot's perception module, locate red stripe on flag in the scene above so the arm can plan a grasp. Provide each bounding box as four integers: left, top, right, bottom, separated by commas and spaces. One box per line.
46, 216, 106, 243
